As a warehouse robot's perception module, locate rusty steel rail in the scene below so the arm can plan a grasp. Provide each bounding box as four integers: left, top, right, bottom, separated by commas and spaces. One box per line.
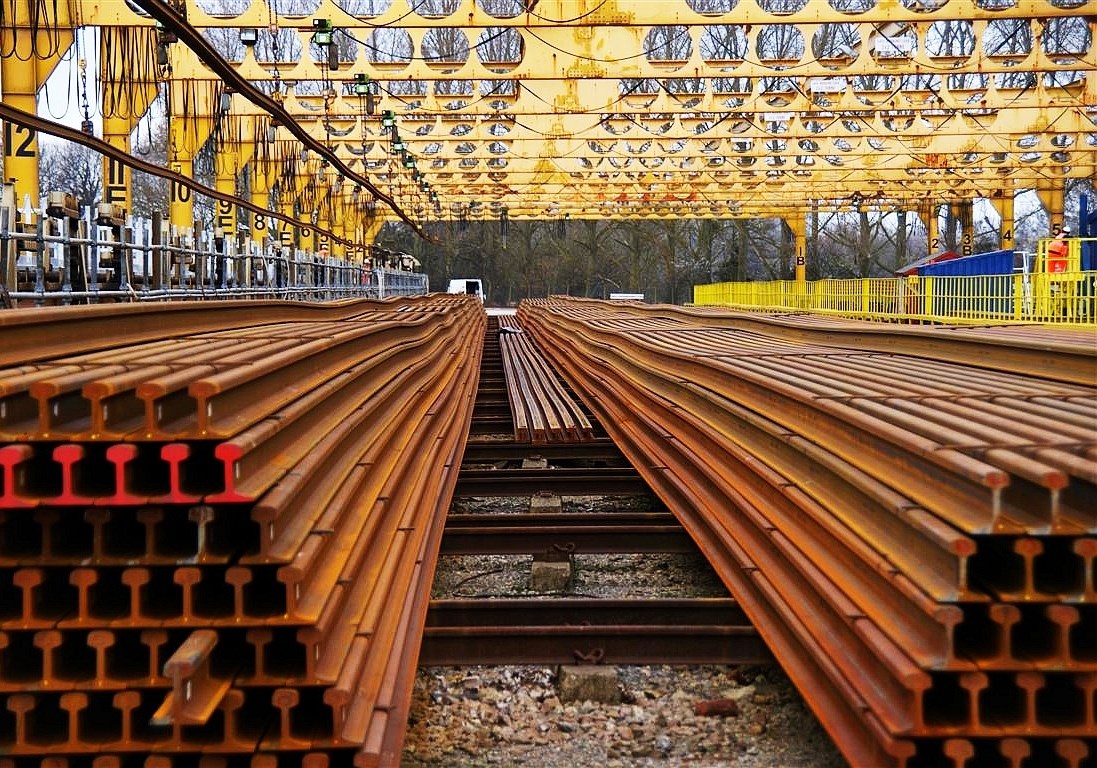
462, 438, 625, 464
0, 295, 485, 767
520, 297, 1097, 768
0, 296, 442, 368
441, 511, 696, 555
497, 315, 595, 443
584, 297, 1097, 386
420, 597, 772, 666
453, 466, 649, 496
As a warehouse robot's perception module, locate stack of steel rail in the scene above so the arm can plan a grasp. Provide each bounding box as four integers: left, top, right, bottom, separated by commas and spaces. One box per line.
497, 314, 594, 443
0, 296, 484, 767
520, 296, 1096, 768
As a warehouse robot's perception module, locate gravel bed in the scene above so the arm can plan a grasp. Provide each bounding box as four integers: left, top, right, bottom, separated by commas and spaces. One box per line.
572, 553, 727, 598
433, 552, 727, 599
410, 492, 847, 767
562, 494, 661, 513
401, 664, 846, 767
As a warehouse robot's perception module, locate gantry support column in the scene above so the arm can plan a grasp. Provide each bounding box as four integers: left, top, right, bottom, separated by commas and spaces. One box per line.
168, 116, 195, 235
1, 18, 72, 217
250, 173, 273, 250
329, 187, 345, 260
292, 172, 317, 257
1036, 178, 1066, 233
250, 159, 277, 288
336, 190, 352, 289
343, 195, 361, 257
99, 30, 158, 219
989, 187, 1016, 252
919, 201, 940, 253
362, 214, 384, 249
101, 114, 132, 216
1, 58, 40, 217
316, 181, 332, 289
952, 201, 974, 256
167, 85, 213, 287
279, 180, 316, 287
277, 189, 294, 287
786, 215, 807, 283
214, 159, 236, 290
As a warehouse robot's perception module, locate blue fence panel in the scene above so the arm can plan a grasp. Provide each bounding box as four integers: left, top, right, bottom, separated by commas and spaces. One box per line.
920, 249, 1014, 277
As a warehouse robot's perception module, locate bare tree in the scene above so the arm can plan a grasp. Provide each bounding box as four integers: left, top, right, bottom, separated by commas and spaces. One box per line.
130, 119, 169, 218
39, 141, 102, 207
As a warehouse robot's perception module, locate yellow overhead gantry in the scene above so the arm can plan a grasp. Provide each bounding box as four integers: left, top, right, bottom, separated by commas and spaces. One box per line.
1, 0, 1094, 280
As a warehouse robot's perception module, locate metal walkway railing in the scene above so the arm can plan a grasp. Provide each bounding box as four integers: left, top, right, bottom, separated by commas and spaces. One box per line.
694, 242, 1097, 329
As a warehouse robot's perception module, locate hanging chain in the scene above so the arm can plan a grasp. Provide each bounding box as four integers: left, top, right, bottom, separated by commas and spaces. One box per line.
78, 34, 93, 135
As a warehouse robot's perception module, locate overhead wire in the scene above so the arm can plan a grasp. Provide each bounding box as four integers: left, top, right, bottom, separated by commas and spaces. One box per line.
130, 0, 427, 237
0, 0, 66, 59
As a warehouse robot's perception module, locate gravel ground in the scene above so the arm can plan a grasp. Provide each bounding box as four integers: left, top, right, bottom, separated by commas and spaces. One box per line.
402, 664, 845, 767
406, 492, 847, 767
432, 552, 727, 600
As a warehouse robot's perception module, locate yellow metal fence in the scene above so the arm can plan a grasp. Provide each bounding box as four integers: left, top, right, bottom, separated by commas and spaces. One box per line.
693, 271, 1097, 327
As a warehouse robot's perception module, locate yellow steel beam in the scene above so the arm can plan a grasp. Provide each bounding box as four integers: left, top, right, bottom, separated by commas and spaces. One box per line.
29, 1, 1095, 229
76, 0, 1087, 27
164, 49, 217, 231
159, 75, 1087, 118
1, 1, 74, 215
212, 108, 1093, 151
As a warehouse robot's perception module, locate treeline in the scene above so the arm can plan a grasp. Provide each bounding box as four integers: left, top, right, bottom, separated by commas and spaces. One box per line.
374, 190, 1075, 305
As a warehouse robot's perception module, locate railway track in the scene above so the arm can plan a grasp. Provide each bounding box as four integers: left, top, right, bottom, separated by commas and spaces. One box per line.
433, 310, 769, 671
420, 598, 770, 666
520, 297, 1097, 768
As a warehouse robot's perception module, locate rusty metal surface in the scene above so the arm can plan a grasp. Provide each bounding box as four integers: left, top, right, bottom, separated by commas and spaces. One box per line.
453, 466, 649, 496
678, 302, 1097, 387
519, 296, 1097, 768
441, 511, 695, 555
461, 438, 625, 464
420, 597, 772, 666
497, 315, 595, 444
0, 295, 485, 767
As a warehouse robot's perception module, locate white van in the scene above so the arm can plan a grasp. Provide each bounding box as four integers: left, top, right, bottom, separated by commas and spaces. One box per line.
447, 278, 485, 302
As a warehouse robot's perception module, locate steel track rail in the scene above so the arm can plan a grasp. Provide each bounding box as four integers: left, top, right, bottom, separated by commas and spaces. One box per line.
566, 297, 1097, 386
453, 466, 649, 496
420, 598, 772, 666
519, 297, 1097, 768
497, 315, 595, 443
466, 315, 514, 438
462, 439, 625, 464
0, 296, 485, 767
0, 295, 441, 367
440, 511, 695, 555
